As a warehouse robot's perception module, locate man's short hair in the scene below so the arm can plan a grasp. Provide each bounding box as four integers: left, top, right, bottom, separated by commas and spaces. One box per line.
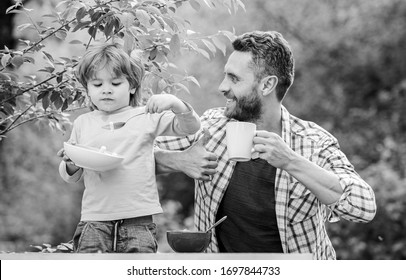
232, 31, 295, 101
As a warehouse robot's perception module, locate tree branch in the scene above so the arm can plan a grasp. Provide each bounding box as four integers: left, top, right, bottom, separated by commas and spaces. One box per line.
0, 104, 33, 135
0, 18, 77, 72
0, 61, 79, 107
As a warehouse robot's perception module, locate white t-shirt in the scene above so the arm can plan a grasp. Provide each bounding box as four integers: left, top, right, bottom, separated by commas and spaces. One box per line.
59, 105, 200, 221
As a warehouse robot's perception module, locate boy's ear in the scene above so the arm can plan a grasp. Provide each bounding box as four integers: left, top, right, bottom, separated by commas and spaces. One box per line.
260, 75, 278, 96
130, 88, 136, 95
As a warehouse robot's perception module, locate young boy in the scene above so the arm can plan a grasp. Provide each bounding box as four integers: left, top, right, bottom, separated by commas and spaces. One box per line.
58, 43, 200, 253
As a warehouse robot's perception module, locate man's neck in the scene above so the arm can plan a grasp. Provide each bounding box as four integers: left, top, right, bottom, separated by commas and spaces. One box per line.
255, 104, 282, 136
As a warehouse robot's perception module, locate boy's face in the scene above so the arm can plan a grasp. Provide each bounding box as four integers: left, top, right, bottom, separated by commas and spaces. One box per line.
86, 68, 133, 113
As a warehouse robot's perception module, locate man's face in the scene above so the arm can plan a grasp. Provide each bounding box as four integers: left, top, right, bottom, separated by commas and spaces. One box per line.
219, 51, 262, 122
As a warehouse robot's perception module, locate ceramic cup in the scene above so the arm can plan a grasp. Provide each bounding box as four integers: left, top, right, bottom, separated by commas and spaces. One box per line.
226, 121, 256, 162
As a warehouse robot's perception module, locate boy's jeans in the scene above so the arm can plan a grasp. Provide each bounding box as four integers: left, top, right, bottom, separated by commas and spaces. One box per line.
72, 215, 158, 253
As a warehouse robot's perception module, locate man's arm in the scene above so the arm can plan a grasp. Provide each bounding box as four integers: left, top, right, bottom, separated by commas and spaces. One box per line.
253, 130, 342, 205
253, 130, 376, 222
284, 154, 343, 204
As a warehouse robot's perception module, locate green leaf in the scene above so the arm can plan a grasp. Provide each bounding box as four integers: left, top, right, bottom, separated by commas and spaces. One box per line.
30, 91, 38, 104
202, 39, 216, 54
57, 242, 74, 252
90, 11, 102, 22
6, 9, 24, 15
69, 40, 83, 45
30, 245, 43, 251
72, 21, 91, 32
0, 73, 11, 81
136, 9, 150, 27
143, 5, 162, 15
16, 23, 33, 33
123, 34, 135, 53
234, 0, 246, 11
220, 30, 236, 42
175, 82, 190, 94
189, 0, 201, 11
149, 48, 157, 60
61, 88, 72, 98
38, 67, 55, 73
76, 6, 87, 22
56, 74, 63, 84
104, 19, 115, 38
3, 103, 14, 115
59, 57, 73, 63
186, 76, 200, 87
6, 4, 20, 14
162, 16, 177, 32
42, 93, 50, 110
50, 91, 60, 102
211, 36, 227, 55
42, 51, 54, 63
53, 96, 63, 109
196, 48, 211, 60
152, 15, 166, 30
56, 1, 68, 9
88, 25, 97, 39
169, 34, 181, 55
11, 55, 24, 68
55, 29, 68, 40
61, 99, 69, 111
202, 0, 215, 8
117, 12, 135, 28
158, 79, 167, 93
1, 54, 11, 68
37, 91, 48, 101
42, 13, 58, 19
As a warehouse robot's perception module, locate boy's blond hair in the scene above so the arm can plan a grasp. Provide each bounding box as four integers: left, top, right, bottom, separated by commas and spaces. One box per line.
76, 43, 144, 108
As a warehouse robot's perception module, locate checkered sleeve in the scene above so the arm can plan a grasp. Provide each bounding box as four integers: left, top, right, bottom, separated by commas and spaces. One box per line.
155, 133, 196, 151
317, 137, 377, 223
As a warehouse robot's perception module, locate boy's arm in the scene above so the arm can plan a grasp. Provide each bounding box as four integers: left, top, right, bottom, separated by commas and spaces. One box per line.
59, 161, 83, 183
146, 94, 201, 135
172, 101, 201, 135
58, 120, 84, 183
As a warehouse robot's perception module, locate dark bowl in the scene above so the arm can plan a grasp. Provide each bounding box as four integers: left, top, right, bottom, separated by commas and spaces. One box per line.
166, 230, 211, 253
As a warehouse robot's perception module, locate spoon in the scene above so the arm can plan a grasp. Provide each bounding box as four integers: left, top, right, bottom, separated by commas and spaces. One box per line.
206, 216, 227, 232
101, 111, 146, 130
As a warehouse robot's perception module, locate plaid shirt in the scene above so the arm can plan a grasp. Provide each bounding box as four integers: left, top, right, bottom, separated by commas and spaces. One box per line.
156, 106, 376, 259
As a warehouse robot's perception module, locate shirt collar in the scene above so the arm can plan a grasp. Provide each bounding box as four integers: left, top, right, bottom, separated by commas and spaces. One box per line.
280, 105, 291, 147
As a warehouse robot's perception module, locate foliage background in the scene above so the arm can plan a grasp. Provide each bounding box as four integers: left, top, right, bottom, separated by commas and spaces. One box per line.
1, 0, 406, 259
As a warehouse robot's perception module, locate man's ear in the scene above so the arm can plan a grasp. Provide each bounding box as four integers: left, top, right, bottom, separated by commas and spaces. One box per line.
260, 75, 278, 96
130, 88, 136, 95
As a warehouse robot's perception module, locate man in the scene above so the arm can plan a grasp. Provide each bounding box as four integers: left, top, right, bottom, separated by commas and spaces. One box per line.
155, 31, 376, 259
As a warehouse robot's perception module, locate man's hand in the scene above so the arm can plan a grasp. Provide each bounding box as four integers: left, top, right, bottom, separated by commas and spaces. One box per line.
182, 128, 218, 181
155, 128, 218, 181
253, 130, 296, 170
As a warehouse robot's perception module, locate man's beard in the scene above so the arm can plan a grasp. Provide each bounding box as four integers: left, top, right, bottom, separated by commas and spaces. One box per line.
224, 86, 262, 122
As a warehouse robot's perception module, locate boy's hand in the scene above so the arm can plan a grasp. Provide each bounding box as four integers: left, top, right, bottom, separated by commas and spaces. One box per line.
145, 94, 189, 114
57, 143, 81, 175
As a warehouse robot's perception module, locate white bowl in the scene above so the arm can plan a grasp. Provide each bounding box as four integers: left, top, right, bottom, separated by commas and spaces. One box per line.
63, 142, 124, 172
